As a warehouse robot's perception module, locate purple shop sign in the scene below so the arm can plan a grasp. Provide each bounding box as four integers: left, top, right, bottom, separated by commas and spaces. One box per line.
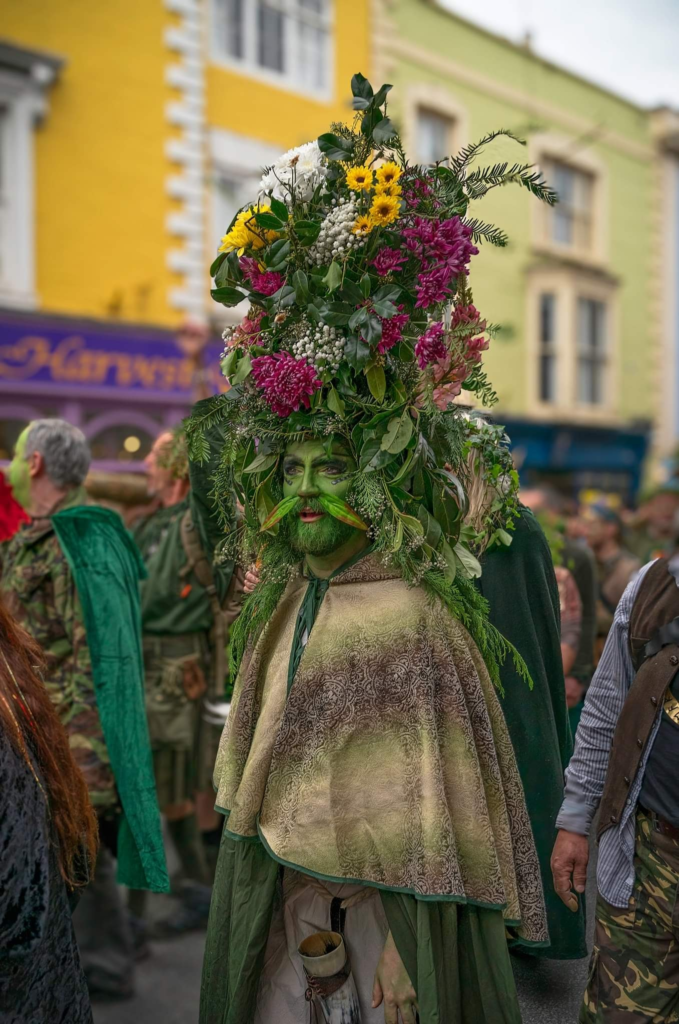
0, 314, 225, 402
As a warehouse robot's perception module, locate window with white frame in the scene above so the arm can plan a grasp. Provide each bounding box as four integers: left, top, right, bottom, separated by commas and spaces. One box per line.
577, 297, 607, 405
0, 108, 9, 289
416, 108, 453, 165
543, 159, 594, 252
212, 0, 332, 94
538, 292, 557, 403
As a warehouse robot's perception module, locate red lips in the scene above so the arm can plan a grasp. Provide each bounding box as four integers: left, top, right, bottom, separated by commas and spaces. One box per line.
299, 507, 324, 523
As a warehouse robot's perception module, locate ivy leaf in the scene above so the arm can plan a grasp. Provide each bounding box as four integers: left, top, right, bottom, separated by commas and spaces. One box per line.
211, 286, 246, 307
292, 270, 309, 303
344, 335, 371, 370
318, 493, 369, 530
366, 362, 386, 403
373, 117, 396, 144
323, 261, 343, 293
327, 386, 346, 418
318, 133, 354, 162
231, 353, 253, 385
381, 410, 413, 454
259, 495, 300, 533
293, 220, 322, 246
454, 542, 483, 579
254, 211, 285, 229
269, 197, 289, 222
243, 451, 278, 474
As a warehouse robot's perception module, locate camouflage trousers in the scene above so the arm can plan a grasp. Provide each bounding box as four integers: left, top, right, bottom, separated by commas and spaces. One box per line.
581, 808, 679, 1023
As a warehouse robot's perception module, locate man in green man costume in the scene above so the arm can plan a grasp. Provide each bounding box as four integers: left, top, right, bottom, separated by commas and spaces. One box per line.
198, 435, 548, 1024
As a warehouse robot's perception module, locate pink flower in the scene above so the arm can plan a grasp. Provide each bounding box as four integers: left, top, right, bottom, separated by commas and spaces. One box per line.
465, 335, 489, 363
451, 303, 487, 334
402, 218, 479, 310
240, 257, 284, 297
227, 309, 266, 348
432, 380, 463, 410
250, 352, 321, 417
372, 248, 408, 277
414, 321, 447, 369
377, 309, 410, 354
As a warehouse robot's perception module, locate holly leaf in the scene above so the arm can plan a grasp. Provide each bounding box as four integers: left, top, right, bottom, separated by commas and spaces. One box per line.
318, 493, 368, 530
363, 316, 383, 347
221, 348, 238, 379
372, 298, 397, 318
327, 386, 346, 418
323, 261, 343, 293
231, 353, 252, 385
344, 335, 371, 370
381, 410, 413, 454
360, 273, 372, 298
292, 270, 309, 303
366, 362, 386, 403
341, 279, 365, 306
349, 306, 370, 331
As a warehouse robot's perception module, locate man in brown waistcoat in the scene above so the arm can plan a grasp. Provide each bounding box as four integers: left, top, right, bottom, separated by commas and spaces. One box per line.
551, 550, 679, 1023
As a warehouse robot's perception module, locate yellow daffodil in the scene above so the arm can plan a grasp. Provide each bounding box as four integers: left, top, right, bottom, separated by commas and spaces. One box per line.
345, 165, 374, 192
369, 193, 400, 228
376, 161, 402, 187
352, 215, 373, 236
219, 205, 279, 254
375, 181, 402, 198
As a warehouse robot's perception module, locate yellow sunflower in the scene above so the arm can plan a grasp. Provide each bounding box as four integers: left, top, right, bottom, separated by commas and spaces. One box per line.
352, 215, 373, 236
375, 181, 402, 198
369, 193, 400, 227
376, 161, 402, 187
345, 165, 374, 192
219, 205, 279, 254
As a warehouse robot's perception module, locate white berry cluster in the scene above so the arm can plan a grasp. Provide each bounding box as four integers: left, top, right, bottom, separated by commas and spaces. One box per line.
291, 322, 345, 375
306, 196, 364, 266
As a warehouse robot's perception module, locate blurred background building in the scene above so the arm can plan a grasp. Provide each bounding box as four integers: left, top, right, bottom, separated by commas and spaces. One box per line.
0, 0, 677, 505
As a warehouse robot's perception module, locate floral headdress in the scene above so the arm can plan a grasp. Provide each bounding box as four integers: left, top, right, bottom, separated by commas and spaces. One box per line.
187, 73, 556, 687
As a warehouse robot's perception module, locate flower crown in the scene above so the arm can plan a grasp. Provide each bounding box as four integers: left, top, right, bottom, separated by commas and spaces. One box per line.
187, 73, 556, 643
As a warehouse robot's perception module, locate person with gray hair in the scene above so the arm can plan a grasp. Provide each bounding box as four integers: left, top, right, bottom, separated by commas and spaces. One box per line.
1, 419, 168, 1000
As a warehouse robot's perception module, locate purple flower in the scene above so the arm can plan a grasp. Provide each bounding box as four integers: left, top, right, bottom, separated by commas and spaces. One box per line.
250, 352, 322, 418
240, 257, 284, 297
451, 303, 487, 334
402, 217, 479, 310
414, 321, 448, 369
377, 311, 410, 354
372, 247, 408, 278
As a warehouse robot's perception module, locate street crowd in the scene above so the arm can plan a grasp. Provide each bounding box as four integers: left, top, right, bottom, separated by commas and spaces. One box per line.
2, 416, 679, 1023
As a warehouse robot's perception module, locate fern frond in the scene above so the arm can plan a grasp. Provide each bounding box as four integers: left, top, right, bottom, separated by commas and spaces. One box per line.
450, 129, 526, 176
464, 162, 558, 204
462, 217, 508, 247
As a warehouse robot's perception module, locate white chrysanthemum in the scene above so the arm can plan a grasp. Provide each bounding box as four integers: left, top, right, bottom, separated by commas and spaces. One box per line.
259, 141, 328, 204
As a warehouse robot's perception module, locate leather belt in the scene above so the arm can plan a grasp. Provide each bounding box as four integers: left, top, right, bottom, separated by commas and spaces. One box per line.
640, 806, 679, 842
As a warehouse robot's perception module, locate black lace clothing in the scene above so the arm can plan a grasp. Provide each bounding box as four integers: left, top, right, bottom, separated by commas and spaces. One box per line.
0, 727, 92, 1024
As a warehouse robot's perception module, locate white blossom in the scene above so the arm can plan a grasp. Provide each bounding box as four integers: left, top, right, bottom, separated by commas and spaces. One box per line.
259, 141, 328, 204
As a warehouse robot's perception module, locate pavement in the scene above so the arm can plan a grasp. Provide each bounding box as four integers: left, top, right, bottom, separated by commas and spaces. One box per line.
93, 855, 596, 1024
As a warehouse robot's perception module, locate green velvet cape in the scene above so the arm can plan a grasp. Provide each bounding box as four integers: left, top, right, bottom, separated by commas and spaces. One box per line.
52, 506, 169, 892
477, 508, 587, 959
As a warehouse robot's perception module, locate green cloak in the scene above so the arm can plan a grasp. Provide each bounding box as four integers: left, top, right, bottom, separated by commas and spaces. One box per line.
477, 508, 587, 959
52, 506, 169, 893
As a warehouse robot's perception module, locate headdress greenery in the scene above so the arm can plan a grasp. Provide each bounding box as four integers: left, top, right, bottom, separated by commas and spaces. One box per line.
187, 73, 557, 689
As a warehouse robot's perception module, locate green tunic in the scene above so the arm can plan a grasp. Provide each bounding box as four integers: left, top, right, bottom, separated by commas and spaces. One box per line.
477, 508, 587, 960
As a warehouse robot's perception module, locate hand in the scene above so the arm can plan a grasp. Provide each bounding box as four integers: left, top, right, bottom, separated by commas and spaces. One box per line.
372, 931, 418, 1024
551, 829, 589, 911
243, 565, 260, 595
564, 676, 585, 709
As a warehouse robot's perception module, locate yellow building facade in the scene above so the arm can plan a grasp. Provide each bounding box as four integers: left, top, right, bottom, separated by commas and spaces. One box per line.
0, 0, 370, 467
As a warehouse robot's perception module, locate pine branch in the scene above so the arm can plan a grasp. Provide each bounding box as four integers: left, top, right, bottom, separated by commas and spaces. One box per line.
462, 217, 509, 247
450, 129, 526, 177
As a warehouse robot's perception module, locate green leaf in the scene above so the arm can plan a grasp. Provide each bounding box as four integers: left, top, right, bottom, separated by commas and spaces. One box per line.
372, 83, 393, 108
323, 261, 343, 293
292, 269, 309, 303
400, 513, 424, 537
269, 197, 289, 222
374, 284, 401, 303
221, 348, 238, 378
366, 362, 386, 403
390, 449, 416, 485
344, 335, 371, 370
254, 211, 284, 229
363, 316, 383, 347
243, 451, 278, 474
255, 483, 277, 530
349, 306, 369, 331
418, 506, 442, 549
454, 542, 483, 579
211, 286, 246, 307
359, 438, 399, 473
391, 515, 404, 553
327, 386, 346, 418
360, 273, 372, 298
293, 220, 322, 246
373, 117, 396, 144
341, 279, 365, 306
231, 353, 253, 385
381, 410, 413, 454
318, 493, 368, 530
317, 133, 354, 162
259, 495, 300, 533
351, 72, 373, 100
372, 299, 397, 319
440, 540, 457, 584
306, 302, 324, 324
210, 252, 227, 277
265, 239, 291, 269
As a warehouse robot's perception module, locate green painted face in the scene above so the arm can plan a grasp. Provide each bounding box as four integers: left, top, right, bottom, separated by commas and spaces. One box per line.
281, 440, 358, 557
8, 427, 31, 511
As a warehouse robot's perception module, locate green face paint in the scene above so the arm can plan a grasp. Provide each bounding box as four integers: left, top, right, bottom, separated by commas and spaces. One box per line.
281, 440, 359, 557
8, 427, 31, 511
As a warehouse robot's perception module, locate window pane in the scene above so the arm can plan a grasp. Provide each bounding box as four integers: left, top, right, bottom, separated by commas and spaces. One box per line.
539, 293, 556, 402
540, 293, 555, 345
216, 0, 245, 59
296, 20, 325, 90
547, 160, 593, 251
258, 2, 285, 72
577, 297, 606, 404
297, 0, 325, 12
416, 109, 451, 164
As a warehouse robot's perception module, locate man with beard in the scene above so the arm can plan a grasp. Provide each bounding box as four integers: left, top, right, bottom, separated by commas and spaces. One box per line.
198, 434, 548, 1024
130, 430, 242, 938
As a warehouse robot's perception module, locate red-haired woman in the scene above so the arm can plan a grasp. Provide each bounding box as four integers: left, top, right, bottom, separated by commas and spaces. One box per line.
0, 597, 98, 1023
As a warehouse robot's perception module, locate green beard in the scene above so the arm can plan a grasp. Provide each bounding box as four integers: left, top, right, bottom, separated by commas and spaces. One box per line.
283, 497, 358, 556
